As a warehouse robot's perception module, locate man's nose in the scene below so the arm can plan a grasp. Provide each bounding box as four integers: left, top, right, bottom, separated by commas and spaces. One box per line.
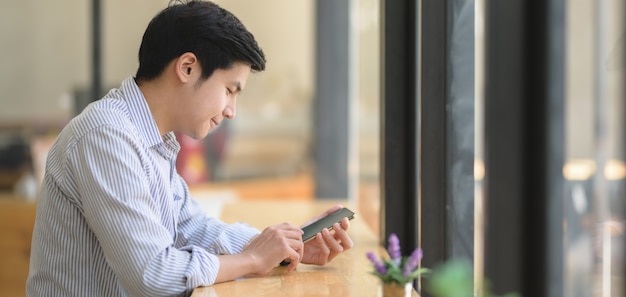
223, 99, 236, 119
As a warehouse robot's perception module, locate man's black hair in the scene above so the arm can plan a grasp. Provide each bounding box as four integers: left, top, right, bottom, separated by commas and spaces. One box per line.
135, 0, 266, 82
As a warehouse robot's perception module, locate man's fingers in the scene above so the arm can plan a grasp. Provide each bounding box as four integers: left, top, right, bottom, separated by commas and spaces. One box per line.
333, 222, 354, 250
315, 232, 330, 256
322, 227, 344, 260
340, 217, 351, 231
265, 223, 303, 241
285, 248, 302, 271
274, 222, 304, 233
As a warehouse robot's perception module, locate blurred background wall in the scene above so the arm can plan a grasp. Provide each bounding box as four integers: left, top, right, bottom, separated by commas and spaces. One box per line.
0, 0, 381, 201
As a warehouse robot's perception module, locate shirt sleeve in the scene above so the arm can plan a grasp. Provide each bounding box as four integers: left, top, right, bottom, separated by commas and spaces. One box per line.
174, 174, 260, 254
173, 175, 260, 288
70, 125, 221, 296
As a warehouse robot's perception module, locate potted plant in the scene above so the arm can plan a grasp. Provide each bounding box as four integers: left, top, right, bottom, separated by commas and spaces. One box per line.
366, 233, 429, 297
367, 233, 520, 297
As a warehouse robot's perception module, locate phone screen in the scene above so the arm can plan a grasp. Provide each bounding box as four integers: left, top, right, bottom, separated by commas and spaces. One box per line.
301, 207, 356, 242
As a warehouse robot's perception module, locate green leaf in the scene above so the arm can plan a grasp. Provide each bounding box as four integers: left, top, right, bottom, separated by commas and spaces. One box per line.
408, 267, 431, 280
425, 259, 474, 297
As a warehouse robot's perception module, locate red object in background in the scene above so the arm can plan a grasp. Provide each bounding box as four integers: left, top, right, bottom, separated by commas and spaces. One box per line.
175, 133, 209, 184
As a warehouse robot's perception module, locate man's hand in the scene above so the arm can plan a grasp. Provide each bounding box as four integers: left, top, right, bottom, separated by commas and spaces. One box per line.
300, 205, 354, 265
241, 223, 304, 274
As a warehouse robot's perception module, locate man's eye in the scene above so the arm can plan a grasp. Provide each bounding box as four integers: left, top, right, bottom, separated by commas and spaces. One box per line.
226, 88, 233, 95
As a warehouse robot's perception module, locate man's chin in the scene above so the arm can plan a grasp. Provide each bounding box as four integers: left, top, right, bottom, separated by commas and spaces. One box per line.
204, 126, 221, 137
193, 124, 216, 139
182, 129, 210, 140
195, 130, 211, 139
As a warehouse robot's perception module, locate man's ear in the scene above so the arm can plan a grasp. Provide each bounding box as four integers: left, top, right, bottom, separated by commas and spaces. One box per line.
175, 52, 198, 83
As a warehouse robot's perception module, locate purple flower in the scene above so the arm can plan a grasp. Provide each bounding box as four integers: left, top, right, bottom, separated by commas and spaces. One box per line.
402, 248, 423, 277
366, 252, 387, 275
387, 233, 402, 265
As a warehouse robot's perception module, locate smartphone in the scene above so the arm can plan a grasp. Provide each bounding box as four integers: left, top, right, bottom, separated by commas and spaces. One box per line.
301, 207, 356, 242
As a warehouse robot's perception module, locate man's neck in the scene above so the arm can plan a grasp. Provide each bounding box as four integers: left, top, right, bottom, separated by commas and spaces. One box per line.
137, 77, 177, 136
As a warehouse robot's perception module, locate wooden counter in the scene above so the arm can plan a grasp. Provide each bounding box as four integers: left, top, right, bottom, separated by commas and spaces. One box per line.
0, 197, 37, 297
191, 200, 419, 297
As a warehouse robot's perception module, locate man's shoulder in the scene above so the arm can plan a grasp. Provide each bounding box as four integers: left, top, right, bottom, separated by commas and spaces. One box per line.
69, 95, 134, 139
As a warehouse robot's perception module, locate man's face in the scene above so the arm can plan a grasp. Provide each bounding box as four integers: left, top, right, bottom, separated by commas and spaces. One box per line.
178, 62, 251, 139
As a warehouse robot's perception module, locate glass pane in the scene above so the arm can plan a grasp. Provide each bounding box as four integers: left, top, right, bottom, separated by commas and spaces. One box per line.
447, 0, 476, 261
448, 0, 480, 293
355, 0, 381, 236
475, 0, 486, 293
565, 0, 625, 296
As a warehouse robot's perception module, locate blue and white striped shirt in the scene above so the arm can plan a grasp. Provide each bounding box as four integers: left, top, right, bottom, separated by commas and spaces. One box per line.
26, 77, 259, 297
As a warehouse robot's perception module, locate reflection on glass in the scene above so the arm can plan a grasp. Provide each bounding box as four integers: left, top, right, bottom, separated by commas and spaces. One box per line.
355, 0, 381, 236
475, 0, 486, 294
448, 0, 476, 261
565, 0, 625, 296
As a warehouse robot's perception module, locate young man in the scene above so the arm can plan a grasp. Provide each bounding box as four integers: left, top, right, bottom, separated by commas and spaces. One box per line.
26, 1, 353, 296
